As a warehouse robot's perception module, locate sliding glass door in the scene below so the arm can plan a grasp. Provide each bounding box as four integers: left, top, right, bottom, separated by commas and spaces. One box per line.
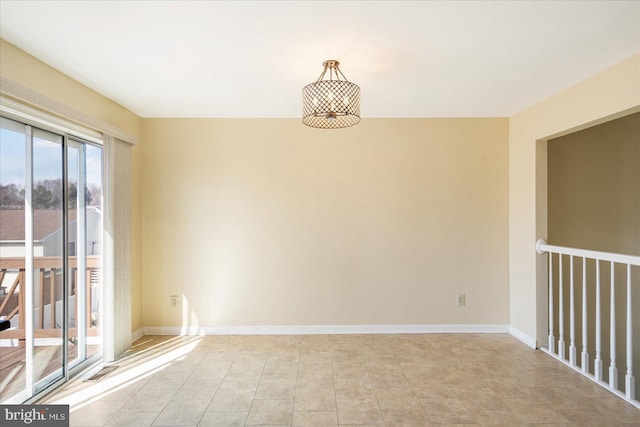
66, 139, 103, 369
0, 116, 103, 403
0, 117, 29, 402
32, 127, 65, 392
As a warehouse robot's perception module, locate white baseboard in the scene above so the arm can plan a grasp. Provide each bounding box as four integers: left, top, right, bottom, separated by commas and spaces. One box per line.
131, 327, 144, 342
509, 325, 537, 349
142, 324, 510, 336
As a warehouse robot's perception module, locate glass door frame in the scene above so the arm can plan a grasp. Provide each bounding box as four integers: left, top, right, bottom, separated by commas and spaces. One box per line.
66, 136, 104, 373
67, 138, 86, 370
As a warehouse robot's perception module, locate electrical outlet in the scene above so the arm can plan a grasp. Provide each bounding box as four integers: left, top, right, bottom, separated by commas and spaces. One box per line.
456, 293, 466, 307
170, 295, 179, 308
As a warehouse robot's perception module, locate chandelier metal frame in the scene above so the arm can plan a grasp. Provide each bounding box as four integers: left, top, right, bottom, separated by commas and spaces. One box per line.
302, 60, 361, 129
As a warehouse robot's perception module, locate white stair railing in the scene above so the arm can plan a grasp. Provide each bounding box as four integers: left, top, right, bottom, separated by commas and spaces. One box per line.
536, 240, 639, 405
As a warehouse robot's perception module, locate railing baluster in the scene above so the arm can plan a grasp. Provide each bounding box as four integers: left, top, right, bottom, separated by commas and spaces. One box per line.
581, 257, 589, 373
536, 240, 639, 404
548, 252, 555, 353
18, 271, 25, 330
559, 254, 565, 360
570, 255, 576, 365
50, 269, 55, 329
609, 261, 617, 390
595, 259, 603, 381
625, 264, 635, 400
74, 267, 78, 330
39, 268, 45, 329
86, 268, 92, 329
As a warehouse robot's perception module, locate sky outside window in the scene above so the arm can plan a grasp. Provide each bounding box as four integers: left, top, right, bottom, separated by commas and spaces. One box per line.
1, 127, 102, 188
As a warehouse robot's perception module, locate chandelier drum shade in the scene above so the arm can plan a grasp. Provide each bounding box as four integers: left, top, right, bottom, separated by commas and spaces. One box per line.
302, 60, 361, 129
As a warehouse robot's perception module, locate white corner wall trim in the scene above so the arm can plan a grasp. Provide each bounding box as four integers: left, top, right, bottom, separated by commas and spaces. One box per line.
509, 325, 537, 349
143, 324, 510, 336
0, 76, 138, 145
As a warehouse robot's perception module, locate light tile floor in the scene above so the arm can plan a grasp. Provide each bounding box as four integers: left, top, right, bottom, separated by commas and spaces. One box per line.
42, 334, 640, 426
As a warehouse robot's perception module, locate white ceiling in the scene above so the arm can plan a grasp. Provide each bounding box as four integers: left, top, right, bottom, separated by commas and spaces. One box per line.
1, 1, 639, 118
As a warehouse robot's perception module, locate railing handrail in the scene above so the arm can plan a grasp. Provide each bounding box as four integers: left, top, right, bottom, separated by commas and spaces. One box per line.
0, 256, 101, 269
536, 239, 640, 266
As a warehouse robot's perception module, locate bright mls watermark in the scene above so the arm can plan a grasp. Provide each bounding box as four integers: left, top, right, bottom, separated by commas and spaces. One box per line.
1, 405, 69, 426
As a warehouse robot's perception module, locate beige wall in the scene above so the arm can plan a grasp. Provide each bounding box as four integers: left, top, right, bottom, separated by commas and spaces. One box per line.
141, 118, 509, 329
4, 35, 638, 344
509, 53, 640, 345
0, 39, 141, 140
548, 112, 640, 255
0, 39, 144, 335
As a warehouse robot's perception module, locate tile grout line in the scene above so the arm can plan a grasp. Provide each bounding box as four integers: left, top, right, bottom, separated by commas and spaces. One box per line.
192, 339, 227, 427
330, 337, 339, 426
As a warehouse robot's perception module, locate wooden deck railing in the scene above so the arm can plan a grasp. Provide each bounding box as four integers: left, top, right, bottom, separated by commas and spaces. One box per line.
0, 256, 101, 340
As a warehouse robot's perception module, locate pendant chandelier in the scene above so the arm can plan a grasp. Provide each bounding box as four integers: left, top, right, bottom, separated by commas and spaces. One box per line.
302, 60, 361, 129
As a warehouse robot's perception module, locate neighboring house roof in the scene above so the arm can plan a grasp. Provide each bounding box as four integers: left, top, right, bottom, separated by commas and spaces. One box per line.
0, 209, 77, 241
